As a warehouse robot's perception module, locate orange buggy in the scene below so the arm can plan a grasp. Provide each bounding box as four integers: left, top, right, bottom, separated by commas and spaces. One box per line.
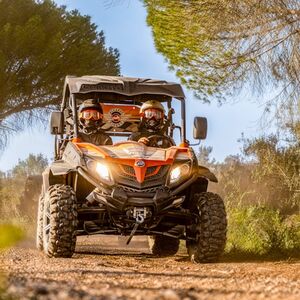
37, 75, 227, 263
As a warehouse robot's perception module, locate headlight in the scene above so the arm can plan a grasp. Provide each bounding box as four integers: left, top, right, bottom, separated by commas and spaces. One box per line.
86, 159, 113, 185
169, 163, 191, 185
95, 162, 111, 182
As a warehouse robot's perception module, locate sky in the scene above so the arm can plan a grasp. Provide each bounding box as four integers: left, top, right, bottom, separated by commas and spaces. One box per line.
0, 0, 269, 171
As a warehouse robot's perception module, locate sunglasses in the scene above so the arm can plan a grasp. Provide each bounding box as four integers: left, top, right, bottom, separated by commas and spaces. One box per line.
79, 109, 103, 120
141, 108, 163, 120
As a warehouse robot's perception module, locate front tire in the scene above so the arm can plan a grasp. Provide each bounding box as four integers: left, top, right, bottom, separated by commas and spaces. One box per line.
42, 184, 78, 258
186, 192, 227, 263
150, 235, 180, 256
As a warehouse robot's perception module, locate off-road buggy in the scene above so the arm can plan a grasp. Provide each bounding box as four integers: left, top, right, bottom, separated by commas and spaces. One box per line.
37, 75, 227, 263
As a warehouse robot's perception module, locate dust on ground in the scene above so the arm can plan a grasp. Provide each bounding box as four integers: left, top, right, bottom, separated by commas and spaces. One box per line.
0, 235, 299, 300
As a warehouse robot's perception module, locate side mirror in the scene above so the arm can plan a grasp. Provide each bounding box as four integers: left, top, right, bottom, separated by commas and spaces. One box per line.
193, 117, 207, 140
50, 111, 64, 135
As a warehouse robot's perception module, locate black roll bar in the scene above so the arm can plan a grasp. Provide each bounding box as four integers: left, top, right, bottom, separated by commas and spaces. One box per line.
71, 94, 79, 138
181, 98, 186, 143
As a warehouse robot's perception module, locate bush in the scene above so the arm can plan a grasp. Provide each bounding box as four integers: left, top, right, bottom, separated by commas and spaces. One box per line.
244, 135, 300, 214
226, 205, 300, 256
0, 182, 22, 221
199, 129, 300, 258
0, 153, 47, 223
0, 224, 23, 249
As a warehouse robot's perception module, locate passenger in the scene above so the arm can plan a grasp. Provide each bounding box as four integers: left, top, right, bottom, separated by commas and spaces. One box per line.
128, 100, 175, 148
78, 99, 112, 146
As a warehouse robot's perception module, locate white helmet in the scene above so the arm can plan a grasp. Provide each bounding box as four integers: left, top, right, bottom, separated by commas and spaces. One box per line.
139, 100, 165, 131
140, 100, 165, 114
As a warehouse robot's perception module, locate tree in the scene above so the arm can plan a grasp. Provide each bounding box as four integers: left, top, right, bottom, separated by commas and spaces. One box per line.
144, 0, 300, 106
0, 153, 48, 218
243, 133, 300, 214
11, 153, 48, 178
197, 145, 215, 166
0, 0, 120, 148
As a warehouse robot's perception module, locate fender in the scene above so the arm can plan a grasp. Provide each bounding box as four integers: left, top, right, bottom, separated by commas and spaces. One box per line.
198, 166, 218, 183
50, 159, 75, 176
42, 161, 75, 194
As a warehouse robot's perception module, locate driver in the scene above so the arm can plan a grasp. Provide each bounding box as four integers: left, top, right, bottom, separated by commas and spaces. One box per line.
78, 99, 112, 146
128, 100, 175, 148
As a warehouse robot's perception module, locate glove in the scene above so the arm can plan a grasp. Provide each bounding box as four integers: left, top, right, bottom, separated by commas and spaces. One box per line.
138, 137, 150, 145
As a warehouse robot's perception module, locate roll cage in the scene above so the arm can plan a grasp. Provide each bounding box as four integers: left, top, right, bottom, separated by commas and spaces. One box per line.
60, 75, 187, 143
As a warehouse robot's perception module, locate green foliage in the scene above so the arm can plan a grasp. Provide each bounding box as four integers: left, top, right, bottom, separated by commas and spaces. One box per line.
144, 0, 229, 101
144, 0, 300, 103
10, 153, 48, 178
243, 134, 300, 214
0, 225, 23, 249
0, 0, 120, 148
0, 153, 47, 221
212, 154, 258, 208
211, 129, 300, 214
226, 206, 300, 255
0, 179, 21, 220
203, 126, 300, 257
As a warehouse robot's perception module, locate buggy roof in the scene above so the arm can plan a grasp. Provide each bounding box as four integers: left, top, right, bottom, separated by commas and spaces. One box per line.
64, 75, 185, 99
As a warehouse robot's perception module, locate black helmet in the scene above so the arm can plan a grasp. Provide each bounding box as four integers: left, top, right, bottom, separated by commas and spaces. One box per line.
79, 99, 104, 134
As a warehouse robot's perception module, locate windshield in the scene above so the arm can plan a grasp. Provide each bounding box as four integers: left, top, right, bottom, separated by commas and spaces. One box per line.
68, 95, 185, 144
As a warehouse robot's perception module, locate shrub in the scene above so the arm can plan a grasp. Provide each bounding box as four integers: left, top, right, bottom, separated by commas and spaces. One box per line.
244, 135, 300, 214
0, 153, 47, 223
226, 205, 300, 256
0, 224, 23, 249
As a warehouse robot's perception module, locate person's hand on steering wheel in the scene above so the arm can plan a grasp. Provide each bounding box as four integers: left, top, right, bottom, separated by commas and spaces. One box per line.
138, 137, 150, 145
138, 135, 173, 147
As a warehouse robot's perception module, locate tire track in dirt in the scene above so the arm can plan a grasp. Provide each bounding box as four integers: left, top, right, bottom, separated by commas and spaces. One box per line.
1, 236, 299, 299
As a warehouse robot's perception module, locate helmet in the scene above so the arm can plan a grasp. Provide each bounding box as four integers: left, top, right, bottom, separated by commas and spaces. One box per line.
79, 99, 104, 133
140, 100, 165, 114
140, 100, 165, 131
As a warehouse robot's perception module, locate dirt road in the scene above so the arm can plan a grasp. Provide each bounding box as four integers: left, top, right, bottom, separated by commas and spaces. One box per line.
1, 236, 299, 300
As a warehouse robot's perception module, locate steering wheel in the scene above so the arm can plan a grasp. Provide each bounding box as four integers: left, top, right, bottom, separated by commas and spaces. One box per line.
146, 135, 174, 148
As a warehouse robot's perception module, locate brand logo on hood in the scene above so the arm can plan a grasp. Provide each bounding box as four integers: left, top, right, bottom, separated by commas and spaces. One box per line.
135, 160, 145, 167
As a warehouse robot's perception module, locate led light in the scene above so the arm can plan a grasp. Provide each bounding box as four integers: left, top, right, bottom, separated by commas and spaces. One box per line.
95, 162, 111, 181
169, 164, 190, 184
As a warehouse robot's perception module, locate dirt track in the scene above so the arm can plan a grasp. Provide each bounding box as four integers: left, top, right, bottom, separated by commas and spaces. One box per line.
1, 235, 299, 300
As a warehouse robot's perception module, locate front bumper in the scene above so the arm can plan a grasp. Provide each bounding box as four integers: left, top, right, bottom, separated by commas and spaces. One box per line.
93, 185, 181, 214
77, 167, 197, 217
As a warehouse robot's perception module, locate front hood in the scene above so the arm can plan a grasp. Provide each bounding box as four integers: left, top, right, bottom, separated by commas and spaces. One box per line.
73, 141, 192, 186
74, 141, 191, 162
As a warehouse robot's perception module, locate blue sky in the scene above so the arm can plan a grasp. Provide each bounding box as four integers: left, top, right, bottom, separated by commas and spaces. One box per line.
0, 0, 268, 171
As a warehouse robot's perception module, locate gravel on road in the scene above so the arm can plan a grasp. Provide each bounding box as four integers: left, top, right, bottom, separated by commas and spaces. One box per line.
0, 235, 299, 300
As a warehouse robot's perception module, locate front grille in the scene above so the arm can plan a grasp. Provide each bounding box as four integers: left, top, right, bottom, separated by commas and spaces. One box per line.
121, 165, 135, 175
145, 166, 157, 176
119, 165, 163, 178
147, 166, 166, 179
114, 165, 170, 189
